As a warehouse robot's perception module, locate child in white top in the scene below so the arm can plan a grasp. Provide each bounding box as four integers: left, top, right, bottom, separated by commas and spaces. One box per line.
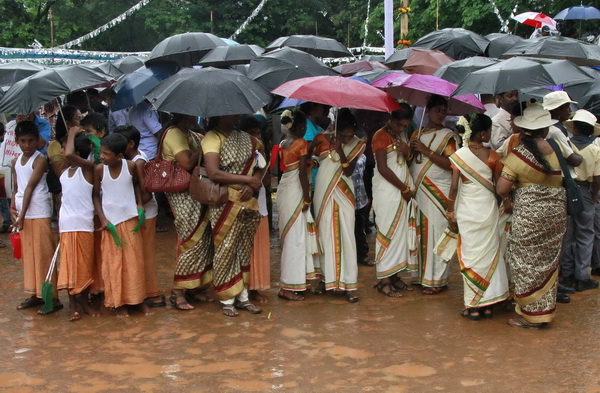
57, 125, 99, 321
11, 121, 60, 315
93, 133, 149, 318
115, 125, 164, 307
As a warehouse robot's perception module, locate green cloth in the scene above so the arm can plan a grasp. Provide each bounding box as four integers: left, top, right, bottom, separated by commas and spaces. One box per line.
132, 208, 145, 233
87, 133, 101, 164
106, 223, 124, 247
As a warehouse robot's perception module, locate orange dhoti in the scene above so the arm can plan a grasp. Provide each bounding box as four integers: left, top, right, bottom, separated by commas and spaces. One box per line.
249, 216, 271, 290
57, 232, 94, 295
140, 216, 160, 298
101, 218, 146, 308
21, 218, 57, 297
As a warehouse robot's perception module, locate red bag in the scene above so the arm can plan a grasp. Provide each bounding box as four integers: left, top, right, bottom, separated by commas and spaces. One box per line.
10, 231, 21, 259
144, 127, 192, 193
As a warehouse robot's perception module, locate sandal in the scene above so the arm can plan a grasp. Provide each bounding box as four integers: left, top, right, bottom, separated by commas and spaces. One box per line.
345, 291, 359, 303
507, 317, 547, 330
169, 291, 194, 311
313, 281, 326, 295
37, 303, 64, 316
423, 285, 448, 295
145, 294, 166, 308
391, 276, 414, 291
220, 303, 239, 317
482, 306, 493, 319
234, 300, 262, 314
461, 308, 480, 321
374, 281, 402, 298
278, 289, 304, 301
17, 296, 44, 310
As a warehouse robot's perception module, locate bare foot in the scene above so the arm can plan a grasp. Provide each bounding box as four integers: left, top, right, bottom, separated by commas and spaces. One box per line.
114, 306, 129, 318
82, 301, 99, 317
138, 302, 153, 316
69, 311, 81, 322
250, 290, 270, 304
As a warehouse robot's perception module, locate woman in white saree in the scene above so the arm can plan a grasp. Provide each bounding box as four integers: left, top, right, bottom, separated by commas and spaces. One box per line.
371, 104, 419, 297
409, 95, 459, 294
313, 109, 366, 303
277, 110, 318, 301
447, 114, 509, 320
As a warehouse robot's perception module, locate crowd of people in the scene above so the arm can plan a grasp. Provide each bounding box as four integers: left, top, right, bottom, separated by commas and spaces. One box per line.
2, 84, 599, 329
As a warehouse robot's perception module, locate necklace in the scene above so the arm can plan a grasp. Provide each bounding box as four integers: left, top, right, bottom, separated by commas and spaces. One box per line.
468, 141, 485, 150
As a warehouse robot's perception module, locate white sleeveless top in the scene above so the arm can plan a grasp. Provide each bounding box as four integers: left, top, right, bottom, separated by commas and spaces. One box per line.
133, 152, 158, 219
15, 150, 52, 219
101, 159, 138, 226
59, 167, 94, 233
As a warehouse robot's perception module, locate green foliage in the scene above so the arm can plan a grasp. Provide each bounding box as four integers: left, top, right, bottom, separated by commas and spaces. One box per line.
0, 0, 596, 52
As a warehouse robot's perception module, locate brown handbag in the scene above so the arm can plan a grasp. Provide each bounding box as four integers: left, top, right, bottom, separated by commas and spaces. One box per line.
189, 165, 229, 206
144, 127, 192, 193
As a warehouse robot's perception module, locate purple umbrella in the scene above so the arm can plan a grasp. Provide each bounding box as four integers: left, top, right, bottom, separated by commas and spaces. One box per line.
370, 73, 485, 115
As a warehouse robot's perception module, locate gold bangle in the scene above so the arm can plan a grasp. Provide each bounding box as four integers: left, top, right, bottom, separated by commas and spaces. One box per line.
401, 187, 411, 195
447, 197, 455, 201
428, 150, 435, 158
303, 200, 312, 206
341, 162, 350, 169
446, 210, 455, 218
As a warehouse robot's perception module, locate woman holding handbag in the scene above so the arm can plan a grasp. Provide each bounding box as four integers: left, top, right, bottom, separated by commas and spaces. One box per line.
202, 115, 265, 317
159, 113, 214, 311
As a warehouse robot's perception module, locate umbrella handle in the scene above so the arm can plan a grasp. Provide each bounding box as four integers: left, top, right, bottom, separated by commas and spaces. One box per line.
44, 244, 60, 283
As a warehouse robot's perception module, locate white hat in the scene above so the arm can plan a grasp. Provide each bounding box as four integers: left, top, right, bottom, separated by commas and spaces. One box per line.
513, 106, 557, 130
543, 91, 576, 111
565, 109, 600, 136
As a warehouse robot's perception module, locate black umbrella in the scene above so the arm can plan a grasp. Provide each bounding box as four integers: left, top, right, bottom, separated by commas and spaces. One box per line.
354, 69, 405, 83
146, 32, 227, 67
198, 44, 264, 68
266, 35, 353, 58
452, 57, 594, 96
246, 47, 339, 90
0, 65, 114, 114
85, 62, 124, 79
111, 62, 179, 111
0, 61, 44, 88
230, 64, 250, 75
145, 67, 271, 118
360, 54, 386, 62
112, 56, 146, 74
433, 57, 500, 84
413, 28, 490, 60
501, 36, 600, 66
485, 33, 525, 58
384, 48, 412, 70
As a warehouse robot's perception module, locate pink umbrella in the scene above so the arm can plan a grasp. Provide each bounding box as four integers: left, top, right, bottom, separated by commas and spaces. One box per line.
272, 75, 401, 112
370, 73, 484, 115
512, 12, 557, 29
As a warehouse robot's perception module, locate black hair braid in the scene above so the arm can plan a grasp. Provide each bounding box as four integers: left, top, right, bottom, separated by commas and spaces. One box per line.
520, 129, 552, 173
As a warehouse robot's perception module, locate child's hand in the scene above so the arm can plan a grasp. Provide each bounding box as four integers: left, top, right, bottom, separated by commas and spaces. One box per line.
10, 207, 18, 223
12, 216, 24, 232
100, 218, 111, 229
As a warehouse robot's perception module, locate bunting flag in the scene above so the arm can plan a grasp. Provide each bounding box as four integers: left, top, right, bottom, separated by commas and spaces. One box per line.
229, 0, 269, 40
58, 0, 152, 49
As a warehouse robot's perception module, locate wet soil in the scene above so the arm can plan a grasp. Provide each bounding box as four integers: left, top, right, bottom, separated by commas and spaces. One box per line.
0, 217, 599, 393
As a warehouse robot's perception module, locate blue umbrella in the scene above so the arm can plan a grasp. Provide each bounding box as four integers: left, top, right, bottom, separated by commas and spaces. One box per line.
555, 6, 600, 20
111, 62, 179, 111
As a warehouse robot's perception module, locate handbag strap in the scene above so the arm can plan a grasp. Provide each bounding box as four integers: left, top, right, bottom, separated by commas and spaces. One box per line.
547, 138, 574, 183
154, 126, 176, 160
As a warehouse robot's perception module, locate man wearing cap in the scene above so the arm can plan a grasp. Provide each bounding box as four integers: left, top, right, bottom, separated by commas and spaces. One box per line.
561, 109, 600, 292
543, 91, 583, 168
490, 90, 519, 150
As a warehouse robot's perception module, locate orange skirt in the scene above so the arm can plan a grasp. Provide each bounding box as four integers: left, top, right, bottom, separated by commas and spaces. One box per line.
21, 218, 57, 297
140, 216, 160, 297
249, 216, 271, 290
101, 218, 146, 308
57, 232, 94, 295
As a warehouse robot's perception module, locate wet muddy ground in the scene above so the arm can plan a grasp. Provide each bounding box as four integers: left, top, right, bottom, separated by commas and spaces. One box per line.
0, 216, 599, 393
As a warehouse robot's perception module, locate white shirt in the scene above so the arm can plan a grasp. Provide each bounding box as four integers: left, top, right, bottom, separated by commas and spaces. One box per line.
15, 151, 52, 219
59, 167, 94, 232
490, 108, 512, 150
